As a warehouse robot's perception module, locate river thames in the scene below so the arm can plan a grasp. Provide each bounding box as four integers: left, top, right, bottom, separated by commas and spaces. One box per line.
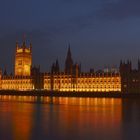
0, 95, 140, 140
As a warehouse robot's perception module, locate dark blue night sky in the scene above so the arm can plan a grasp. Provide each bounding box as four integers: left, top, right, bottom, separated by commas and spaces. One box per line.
0, 0, 140, 72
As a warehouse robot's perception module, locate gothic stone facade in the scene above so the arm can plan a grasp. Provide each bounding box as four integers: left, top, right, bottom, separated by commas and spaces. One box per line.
1, 41, 136, 93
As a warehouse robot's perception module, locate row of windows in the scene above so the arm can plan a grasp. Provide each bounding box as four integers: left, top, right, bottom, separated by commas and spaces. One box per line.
44, 79, 120, 83
44, 83, 120, 86
2, 81, 32, 84
59, 81, 120, 84
58, 88, 121, 91
45, 83, 121, 88
77, 84, 121, 86
77, 79, 120, 83
77, 86, 120, 89
3, 77, 32, 79
2, 86, 33, 89
51, 84, 120, 88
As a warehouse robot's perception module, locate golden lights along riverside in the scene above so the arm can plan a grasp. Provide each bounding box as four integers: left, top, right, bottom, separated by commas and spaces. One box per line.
0, 40, 140, 94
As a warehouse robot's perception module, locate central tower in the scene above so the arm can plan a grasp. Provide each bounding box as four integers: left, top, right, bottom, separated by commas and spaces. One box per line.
14, 41, 32, 76
65, 44, 73, 74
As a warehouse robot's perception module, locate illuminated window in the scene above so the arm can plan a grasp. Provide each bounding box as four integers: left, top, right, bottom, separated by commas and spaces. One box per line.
18, 60, 22, 65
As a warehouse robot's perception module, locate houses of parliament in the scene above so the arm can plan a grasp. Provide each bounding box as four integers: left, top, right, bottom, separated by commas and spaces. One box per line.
0, 40, 140, 93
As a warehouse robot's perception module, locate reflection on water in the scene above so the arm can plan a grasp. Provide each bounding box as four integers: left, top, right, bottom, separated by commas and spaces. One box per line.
0, 95, 140, 140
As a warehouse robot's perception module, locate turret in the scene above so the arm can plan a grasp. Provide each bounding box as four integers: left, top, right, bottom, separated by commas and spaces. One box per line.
22, 41, 26, 49
138, 59, 140, 71
3, 68, 7, 76
16, 42, 19, 51
51, 59, 60, 74
119, 60, 131, 74
73, 63, 80, 77
29, 43, 32, 53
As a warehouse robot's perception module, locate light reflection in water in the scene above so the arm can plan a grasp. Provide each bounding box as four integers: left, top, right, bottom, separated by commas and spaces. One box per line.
0, 95, 140, 140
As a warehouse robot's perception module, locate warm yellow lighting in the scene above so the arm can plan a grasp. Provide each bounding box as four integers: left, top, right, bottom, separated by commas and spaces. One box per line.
44, 73, 121, 92
15, 46, 32, 76
17, 48, 23, 53
25, 48, 30, 53
0, 41, 121, 92
1, 77, 34, 91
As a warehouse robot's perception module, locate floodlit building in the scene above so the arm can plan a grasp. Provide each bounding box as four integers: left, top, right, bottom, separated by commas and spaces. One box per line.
0, 41, 34, 91
0, 41, 122, 92
44, 47, 121, 92
43, 72, 121, 92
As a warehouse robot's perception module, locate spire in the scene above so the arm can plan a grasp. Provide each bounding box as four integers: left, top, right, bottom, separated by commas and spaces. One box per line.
120, 60, 122, 65
29, 43, 32, 52
138, 58, 140, 64
127, 59, 129, 64
22, 34, 26, 48
16, 42, 19, 52
67, 43, 71, 58
138, 59, 140, 71
16, 42, 19, 49
4, 68, 7, 76
55, 59, 60, 73
56, 59, 59, 67
119, 60, 122, 68
65, 44, 73, 74
23, 41, 26, 48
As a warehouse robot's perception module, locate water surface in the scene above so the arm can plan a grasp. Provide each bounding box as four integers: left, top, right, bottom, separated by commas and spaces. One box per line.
0, 95, 140, 140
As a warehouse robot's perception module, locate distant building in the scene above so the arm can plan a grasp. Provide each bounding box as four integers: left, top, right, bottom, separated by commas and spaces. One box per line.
120, 60, 140, 93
